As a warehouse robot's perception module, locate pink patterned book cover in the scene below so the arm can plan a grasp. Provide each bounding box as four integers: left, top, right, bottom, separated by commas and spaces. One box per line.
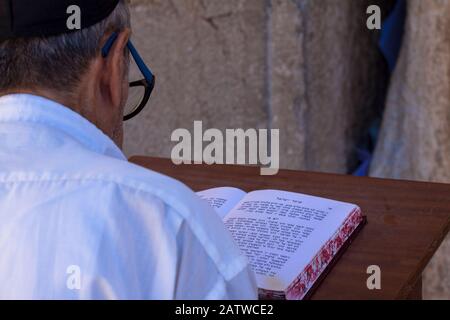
266, 207, 364, 300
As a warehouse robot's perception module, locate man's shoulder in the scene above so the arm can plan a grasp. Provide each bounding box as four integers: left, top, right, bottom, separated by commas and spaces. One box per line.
89, 156, 248, 279
87, 156, 248, 278
84, 154, 199, 214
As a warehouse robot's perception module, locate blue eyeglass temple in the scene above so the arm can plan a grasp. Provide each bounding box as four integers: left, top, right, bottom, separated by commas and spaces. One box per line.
101, 32, 154, 84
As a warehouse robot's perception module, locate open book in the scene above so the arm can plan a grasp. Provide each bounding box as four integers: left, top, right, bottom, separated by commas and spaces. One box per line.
197, 187, 365, 300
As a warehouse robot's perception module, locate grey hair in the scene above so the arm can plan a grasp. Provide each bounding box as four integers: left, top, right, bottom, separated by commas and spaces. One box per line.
0, 0, 130, 94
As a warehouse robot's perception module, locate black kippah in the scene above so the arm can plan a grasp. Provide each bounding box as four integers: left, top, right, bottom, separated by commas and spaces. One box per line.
0, 0, 120, 40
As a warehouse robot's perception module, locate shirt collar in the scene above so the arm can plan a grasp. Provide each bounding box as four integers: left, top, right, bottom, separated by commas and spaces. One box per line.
0, 94, 126, 161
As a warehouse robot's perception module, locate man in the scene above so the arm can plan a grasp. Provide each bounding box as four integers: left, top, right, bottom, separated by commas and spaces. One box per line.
0, 0, 257, 299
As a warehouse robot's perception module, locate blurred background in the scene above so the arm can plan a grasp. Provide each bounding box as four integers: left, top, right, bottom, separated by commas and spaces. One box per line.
123, 0, 450, 299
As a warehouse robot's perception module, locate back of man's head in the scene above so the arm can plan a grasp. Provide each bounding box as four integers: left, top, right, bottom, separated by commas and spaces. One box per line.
0, 0, 130, 96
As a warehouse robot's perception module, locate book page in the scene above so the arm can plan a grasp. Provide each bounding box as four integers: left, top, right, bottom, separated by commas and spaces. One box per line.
223, 190, 358, 292
197, 187, 247, 219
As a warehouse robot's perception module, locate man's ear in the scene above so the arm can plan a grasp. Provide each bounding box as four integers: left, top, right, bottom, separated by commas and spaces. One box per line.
101, 29, 131, 109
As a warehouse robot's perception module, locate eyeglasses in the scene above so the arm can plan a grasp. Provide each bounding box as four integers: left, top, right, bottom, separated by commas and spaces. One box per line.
101, 32, 156, 121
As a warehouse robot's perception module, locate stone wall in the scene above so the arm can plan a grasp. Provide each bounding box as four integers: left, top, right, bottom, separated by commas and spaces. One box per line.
125, 0, 268, 163
124, 0, 386, 173
370, 0, 450, 300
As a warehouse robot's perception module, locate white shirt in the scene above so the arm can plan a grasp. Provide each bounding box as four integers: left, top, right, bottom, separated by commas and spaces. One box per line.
0, 94, 257, 300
